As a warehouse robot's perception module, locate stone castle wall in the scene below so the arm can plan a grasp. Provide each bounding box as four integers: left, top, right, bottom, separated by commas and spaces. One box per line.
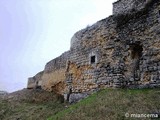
113, 0, 151, 15
27, 0, 160, 102
114, 1, 160, 88
64, 1, 160, 102
65, 17, 117, 95
41, 51, 69, 94
27, 71, 44, 89
27, 51, 69, 94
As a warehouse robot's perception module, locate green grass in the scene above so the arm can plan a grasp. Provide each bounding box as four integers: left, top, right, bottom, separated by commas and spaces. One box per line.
0, 89, 68, 120
0, 99, 66, 120
1, 88, 160, 120
48, 88, 160, 120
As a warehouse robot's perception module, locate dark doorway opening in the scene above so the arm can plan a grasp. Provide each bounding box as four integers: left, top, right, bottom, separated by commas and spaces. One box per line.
130, 43, 143, 81
131, 44, 143, 59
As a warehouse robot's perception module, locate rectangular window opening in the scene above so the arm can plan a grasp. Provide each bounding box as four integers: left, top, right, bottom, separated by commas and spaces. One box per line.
91, 56, 96, 64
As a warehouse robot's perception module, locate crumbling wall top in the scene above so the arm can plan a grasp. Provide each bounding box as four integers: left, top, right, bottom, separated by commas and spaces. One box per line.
44, 51, 70, 73
113, 0, 150, 15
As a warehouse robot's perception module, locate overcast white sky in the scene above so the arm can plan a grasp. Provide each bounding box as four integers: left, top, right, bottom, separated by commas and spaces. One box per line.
0, 0, 117, 92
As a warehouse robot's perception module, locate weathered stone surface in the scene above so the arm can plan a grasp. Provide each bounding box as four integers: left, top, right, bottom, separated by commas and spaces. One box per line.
27, 71, 44, 89
69, 93, 88, 103
113, 0, 150, 15
27, 0, 160, 102
27, 51, 69, 94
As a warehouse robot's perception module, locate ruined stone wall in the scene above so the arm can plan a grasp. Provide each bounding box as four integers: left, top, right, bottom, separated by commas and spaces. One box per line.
64, 1, 160, 102
114, 0, 160, 88
41, 51, 70, 94
138, 1, 160, 87
27, 51, 69, 94
27, 0, 160, 102
113, 0, 150, 15
27, 71, 44, 89
27, 78, 36, 89
65, 17, 120, 100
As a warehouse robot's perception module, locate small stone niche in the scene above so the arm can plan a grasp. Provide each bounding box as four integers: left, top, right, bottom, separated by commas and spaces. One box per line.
91, 55, 96, 64
89, 52, 98, 64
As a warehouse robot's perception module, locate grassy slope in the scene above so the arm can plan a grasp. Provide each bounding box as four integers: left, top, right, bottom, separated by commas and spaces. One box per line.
0, 88, 160, 120
48, 88, 160, 120
0, 100, 65, 120
0, 89, 67, 120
